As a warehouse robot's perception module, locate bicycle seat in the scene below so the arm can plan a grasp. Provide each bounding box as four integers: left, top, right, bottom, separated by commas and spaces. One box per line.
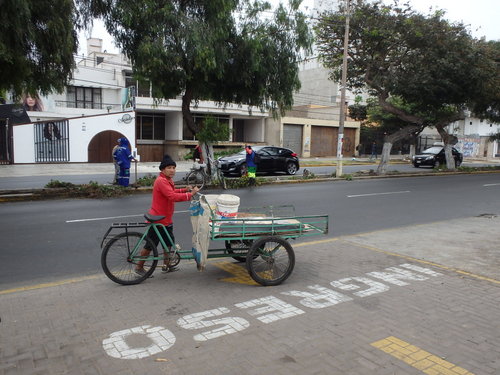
144, 213, 165, 223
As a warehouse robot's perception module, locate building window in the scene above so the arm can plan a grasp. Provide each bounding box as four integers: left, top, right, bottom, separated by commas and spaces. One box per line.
136, 113, 165, 140
67, 86, 102, 109
124, 72, 151, 98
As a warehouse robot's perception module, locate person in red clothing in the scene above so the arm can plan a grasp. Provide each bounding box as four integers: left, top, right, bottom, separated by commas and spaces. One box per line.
135, 154, 200, 276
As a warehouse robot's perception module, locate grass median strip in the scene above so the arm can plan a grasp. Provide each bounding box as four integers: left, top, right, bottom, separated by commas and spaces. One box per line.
371, 336, 475, 374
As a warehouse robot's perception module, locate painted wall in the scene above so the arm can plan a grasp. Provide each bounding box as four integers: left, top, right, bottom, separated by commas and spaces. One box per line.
165, 112, 183, 140
12, 124, 36, 163
456, 135, 481, 158
450, 118, 500, 137
244, 119, 265, 142
12, 111, 135, 163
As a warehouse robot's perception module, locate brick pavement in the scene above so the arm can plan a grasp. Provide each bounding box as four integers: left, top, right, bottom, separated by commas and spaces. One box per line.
1, 216, 499, 375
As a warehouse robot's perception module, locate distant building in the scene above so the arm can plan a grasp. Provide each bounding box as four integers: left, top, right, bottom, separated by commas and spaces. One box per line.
2, 34, 362, 164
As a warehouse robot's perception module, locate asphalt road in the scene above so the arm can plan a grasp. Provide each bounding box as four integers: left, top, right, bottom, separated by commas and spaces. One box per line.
0, 161, 494, 190
0, 172, 499, 290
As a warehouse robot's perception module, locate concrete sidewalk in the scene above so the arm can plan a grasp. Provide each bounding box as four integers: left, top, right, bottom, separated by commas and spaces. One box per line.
1, 156, 498, 178
1, 215, 499, 374
0, 161, 190, 178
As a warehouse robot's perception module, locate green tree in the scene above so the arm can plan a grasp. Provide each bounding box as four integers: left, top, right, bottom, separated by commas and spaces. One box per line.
78, 0, 312, 177
316, 0, 499, 173
0, 0, 77, 98
78, 0, 312, 134
480, 41, 500, 143
351, 97, 424, 152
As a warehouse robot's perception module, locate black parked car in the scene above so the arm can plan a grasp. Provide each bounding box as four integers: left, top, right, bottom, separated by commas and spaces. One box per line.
412, 146, 463, 168
218, 146, 300, 176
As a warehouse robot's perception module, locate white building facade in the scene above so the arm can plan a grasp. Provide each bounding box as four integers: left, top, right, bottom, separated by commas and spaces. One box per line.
2, 34, 363, 164
2, 38, 270, 164
450, 117, 500, 158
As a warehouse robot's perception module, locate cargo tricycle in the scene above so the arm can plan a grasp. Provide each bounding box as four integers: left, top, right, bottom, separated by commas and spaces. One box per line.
101, 194, 328, 286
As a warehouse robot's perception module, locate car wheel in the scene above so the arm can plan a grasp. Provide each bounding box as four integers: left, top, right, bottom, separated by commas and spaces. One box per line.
286, 162, 298, 175
239, 163, 247, 177
433, 160, 440, 168
413, 163, 419, 168
455, 160, 462, 168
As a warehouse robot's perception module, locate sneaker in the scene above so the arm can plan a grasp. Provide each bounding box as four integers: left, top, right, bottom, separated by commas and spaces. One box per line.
134, 268, 154, 278
162, 265, 179, 273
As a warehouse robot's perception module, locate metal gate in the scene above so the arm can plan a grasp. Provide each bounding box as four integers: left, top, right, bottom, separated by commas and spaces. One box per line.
283, 124, 303, 155
0, 118, 12, 164
34, 120, 70, 162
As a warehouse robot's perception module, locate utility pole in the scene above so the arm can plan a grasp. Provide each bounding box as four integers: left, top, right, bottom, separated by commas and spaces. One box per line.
336, 0, 350, 177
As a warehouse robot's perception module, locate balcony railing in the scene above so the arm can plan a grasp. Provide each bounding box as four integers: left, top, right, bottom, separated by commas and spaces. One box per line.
54, 101, 122, 111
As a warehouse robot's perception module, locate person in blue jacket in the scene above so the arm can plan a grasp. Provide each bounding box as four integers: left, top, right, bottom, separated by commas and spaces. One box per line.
113, 138, 135, 187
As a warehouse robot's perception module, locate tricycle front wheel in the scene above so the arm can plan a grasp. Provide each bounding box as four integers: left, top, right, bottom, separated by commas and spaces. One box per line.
246, 236, 295, 286
101, 232, 158, 285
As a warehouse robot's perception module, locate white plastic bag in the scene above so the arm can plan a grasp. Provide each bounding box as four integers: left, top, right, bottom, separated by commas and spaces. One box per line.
189, 197, 211, 271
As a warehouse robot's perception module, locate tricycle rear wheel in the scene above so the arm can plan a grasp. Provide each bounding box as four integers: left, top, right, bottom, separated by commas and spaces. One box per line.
246, 236, 295, 286
101, 232, 158, 285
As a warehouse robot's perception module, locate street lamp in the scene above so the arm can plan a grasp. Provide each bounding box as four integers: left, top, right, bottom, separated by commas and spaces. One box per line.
336, 0, 351, 178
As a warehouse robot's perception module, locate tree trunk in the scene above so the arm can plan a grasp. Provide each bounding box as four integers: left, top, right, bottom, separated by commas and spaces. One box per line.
435, 124, 459, 170
201, 142, 217, 178
375, 124, 421, 175
377, 142, 393, 174
181, 87, 197, 136
443, 143, 455, 169
409, 144, 415, 159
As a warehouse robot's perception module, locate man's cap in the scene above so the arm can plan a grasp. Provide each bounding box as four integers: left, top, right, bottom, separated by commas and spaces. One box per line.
159, 154, 176, 170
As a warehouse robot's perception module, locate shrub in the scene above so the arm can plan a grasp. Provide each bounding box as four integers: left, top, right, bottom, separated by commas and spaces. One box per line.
135, 173, 157, 187
78, 181, 129, 198
223, 175, 264, 189
45, 179, 76, 188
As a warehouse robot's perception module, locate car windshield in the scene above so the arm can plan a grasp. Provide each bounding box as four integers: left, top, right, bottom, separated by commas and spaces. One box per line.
421, 147, 442, 155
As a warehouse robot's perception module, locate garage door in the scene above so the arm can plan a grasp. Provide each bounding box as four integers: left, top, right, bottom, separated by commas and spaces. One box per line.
310, 126, 356, 157
283, 124, 303, 155
342, 128, 356, 157
311, 126, 337, 156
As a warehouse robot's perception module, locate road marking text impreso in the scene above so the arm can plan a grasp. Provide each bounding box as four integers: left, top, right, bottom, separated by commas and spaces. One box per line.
103, 263, 440, 360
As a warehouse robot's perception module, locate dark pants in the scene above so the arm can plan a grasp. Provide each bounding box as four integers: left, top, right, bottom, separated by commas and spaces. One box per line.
145, 224, 175, 250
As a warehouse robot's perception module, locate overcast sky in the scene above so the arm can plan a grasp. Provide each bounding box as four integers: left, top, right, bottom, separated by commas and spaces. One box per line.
78, 0, 499, 55
387, 0, 499, 40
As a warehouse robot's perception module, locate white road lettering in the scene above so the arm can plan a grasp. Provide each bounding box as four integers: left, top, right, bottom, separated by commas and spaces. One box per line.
399, 263, 441, 277
330, 277, 390, 298
235, 296, 305, 323
281, 285, 352, 308
367, 266, 430, 286
177, 307, 249, 342
103, 263, 442, 359
102, 325, 176, 359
